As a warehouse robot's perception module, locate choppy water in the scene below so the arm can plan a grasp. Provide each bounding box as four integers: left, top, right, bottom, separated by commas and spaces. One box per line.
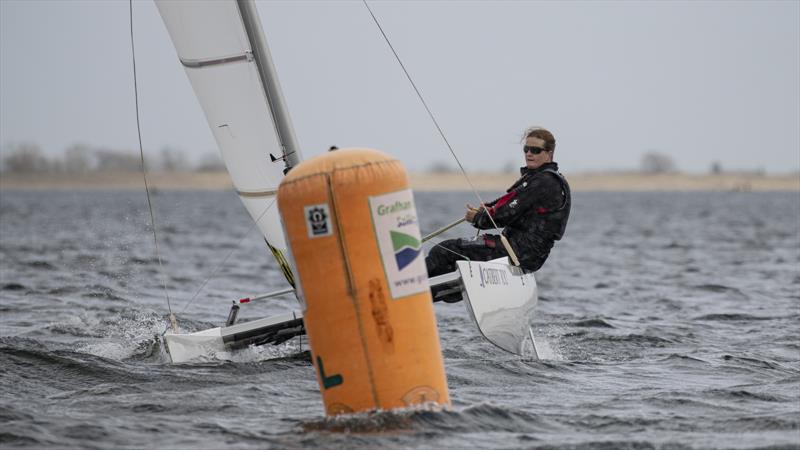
1, 189, 798, 449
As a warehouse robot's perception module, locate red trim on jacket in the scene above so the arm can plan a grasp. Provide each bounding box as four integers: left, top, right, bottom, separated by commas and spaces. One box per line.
487, 191, 517, 216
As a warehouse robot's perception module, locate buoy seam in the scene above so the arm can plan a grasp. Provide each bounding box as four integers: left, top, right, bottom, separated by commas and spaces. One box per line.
325, 173, 381, 409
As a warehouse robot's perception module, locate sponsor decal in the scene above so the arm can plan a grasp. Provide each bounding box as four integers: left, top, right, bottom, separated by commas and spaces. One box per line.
305, 204, 332, 238
396, 214, 417, 228
391, 230, 422, 270
369, 189, 428, 299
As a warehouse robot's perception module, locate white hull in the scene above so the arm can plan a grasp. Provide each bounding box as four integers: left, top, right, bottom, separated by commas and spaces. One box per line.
164, 258, 537, 363
164, 311, 303, 363
457, 258, 537, 356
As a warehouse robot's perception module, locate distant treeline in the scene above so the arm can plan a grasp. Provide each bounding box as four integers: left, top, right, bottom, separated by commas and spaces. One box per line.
2, 143, 768, 176
0, 142, 224, 174
427, 151, 764, 176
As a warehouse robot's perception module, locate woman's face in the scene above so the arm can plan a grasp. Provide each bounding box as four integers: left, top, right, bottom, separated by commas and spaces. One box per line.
524, 136, 553, 169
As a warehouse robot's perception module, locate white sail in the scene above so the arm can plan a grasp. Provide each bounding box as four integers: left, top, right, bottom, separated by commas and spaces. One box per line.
155, 1, 300, 274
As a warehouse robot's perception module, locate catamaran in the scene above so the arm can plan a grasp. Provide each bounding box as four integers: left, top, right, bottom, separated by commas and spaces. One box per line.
153, 0, 539, 363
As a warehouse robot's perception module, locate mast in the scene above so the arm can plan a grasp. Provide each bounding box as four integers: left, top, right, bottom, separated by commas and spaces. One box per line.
237, 0, 302, 171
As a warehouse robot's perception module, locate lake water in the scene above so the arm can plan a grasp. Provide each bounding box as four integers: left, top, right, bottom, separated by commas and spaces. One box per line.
1, 189, 798, 449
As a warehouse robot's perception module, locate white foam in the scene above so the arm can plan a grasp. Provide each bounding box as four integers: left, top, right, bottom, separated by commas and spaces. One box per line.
77, 341, 135, 360
71, 310, 164, 361
533, 335, 562, 361
215, 339, 305, 363
521, 330, 564, 361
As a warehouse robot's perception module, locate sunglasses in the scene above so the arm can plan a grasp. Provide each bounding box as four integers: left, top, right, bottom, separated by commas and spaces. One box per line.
523, 145, 547, 155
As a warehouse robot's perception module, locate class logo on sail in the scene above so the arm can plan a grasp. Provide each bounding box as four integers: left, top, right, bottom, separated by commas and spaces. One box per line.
390, 230, 421, 270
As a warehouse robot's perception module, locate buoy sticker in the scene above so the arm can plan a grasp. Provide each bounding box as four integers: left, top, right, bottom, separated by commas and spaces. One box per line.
369, 189, 428, 299
305, 204, 333, 238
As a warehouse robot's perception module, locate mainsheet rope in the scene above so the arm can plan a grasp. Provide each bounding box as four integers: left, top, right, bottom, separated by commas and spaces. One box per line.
362, 1, 520, 265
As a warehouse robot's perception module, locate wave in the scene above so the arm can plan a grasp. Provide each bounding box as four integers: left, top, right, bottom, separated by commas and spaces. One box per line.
301, 402, 544, 434
570, 318, 615, 328
0, 339, 153, 389
707, 388, 789, 403
80, 287, 127, 302
721, 354, 787, 371
693, 283, 745, 295
593, 334, 675, 347
713, 413, 800, 432
24, 260, 56, 270
694, 313, 774, 321
38, 309, 166, 361
46, 286, 81, 295
657, 353, 711, 365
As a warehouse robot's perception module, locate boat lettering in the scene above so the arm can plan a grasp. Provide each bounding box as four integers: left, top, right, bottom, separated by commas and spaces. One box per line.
479, 267, 508, 288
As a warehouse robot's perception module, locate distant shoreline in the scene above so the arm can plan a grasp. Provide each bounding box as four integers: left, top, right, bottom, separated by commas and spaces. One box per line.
1, 171, 797, 192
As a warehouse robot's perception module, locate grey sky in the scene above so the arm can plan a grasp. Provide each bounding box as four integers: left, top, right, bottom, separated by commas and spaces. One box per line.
1, 0, 798, 173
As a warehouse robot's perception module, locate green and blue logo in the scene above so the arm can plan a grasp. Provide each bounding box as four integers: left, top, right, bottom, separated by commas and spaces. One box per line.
390, 230, 421, 270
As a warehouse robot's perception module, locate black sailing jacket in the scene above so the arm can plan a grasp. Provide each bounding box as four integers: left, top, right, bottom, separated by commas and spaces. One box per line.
472, 162, 571, 272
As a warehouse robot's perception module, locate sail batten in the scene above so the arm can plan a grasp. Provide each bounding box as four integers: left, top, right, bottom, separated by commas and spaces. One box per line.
237, 189, 278, 198
180, 53, 253, 68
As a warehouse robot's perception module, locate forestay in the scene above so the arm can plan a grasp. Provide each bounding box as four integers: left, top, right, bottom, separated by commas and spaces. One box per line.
155, 1, 301, 257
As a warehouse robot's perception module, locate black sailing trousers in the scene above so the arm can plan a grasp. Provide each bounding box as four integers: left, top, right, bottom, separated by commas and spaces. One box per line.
425, 234, 508, 278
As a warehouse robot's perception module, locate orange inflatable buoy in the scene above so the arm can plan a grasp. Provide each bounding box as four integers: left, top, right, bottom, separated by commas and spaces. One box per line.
277, 148, 450, 416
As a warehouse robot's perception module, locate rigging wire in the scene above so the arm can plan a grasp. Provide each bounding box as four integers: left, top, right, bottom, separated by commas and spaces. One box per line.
361, 1, 519, 265
176, 199, 277, 317
129, 0, 176, 329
